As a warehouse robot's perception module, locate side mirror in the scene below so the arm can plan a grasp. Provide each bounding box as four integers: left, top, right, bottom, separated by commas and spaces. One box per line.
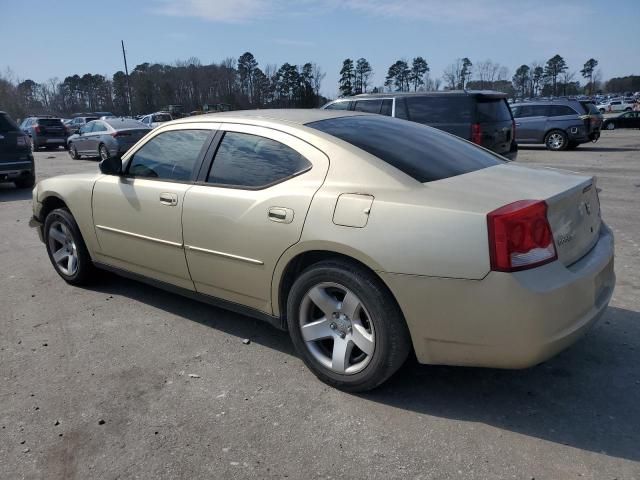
99, 155, 122, 175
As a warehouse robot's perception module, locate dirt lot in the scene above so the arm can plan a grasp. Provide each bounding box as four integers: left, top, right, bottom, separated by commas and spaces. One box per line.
1, 130, 639, 479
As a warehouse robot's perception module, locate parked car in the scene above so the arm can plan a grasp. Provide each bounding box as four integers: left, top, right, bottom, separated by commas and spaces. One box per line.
0, 111, 35, 188
19, 116, 67, 150
30, 110, 615, 391
596, 100, 634, 113
66, 116, 99, 135
510, 100, 600, 150
322, 91, 518, 160
602, 111, 640, 130
66, 118, 151, 160
140, 112, 172, 128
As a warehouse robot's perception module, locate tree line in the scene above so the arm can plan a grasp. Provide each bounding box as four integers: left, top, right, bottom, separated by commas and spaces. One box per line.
0, 52, 328, 119
337, 54, 635, 99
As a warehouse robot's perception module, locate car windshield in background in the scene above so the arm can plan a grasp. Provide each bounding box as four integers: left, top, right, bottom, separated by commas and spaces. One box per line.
0, 113, 20, 132
307, 115, 503, 183
477, 99, 512, 122
405, 96, 472, 124
155, 114, 172, 122
38, 118, 63, 126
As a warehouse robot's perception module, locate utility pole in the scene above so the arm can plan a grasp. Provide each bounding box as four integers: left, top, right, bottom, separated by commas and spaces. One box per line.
121, 40, 133, 116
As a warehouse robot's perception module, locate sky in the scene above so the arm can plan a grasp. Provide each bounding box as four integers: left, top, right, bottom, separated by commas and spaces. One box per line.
1, 0, 638, 98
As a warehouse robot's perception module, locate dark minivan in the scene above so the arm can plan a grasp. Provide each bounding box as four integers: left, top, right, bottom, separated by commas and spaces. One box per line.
322, 91, 517, 160
0, 111, 35, 188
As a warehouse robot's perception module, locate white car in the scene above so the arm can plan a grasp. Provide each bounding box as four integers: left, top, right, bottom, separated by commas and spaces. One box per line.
140, 112, 173, 129
596, 100, 634, 113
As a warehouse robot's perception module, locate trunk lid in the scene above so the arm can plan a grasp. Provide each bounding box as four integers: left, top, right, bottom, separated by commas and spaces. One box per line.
424, 164, 602, 266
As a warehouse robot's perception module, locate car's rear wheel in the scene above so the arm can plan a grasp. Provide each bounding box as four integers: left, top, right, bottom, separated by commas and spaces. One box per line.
545, 130, 568, 151
15, 174, 35, 189
68, 143, 80, 159
99, 144, 110, 162
287, 260, 411, 392
44, 208, 96, 285
606, 122, 615, 130
624, 107, 632, 112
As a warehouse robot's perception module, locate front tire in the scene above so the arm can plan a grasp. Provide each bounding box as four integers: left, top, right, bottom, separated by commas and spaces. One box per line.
286, 260, 411, 392
99, 143, 110, 162
545, 130, 568, 151
68, 143, 80, 160
44, 208, 96, 285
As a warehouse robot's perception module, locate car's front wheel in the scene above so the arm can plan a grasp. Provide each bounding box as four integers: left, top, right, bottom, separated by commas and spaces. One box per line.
68, 143, 80, 160
606, 122, 615, 130
44, 208, 96, 285
545, 130, 568, 151
287, 260, 411, 392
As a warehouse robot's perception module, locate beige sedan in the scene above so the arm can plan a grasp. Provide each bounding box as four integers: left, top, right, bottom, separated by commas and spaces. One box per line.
30, 110, 615, 391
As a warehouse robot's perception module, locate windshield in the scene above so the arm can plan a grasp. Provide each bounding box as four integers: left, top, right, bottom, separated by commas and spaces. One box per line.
307, 115, 503, 183
38, 118, 63, 126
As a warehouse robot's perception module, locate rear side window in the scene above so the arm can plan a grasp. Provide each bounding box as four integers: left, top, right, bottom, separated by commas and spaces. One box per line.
207, 132, 311, 188
580, 102, 600, 115
381, 99, 393, 116
154, 114, 172, 122
92, 122, 108, 133
307, 115, 503, 183
0, 113, 19, 133
325, 102, 350, 111
353, 100, 382, 114
476, 99, 512, 122
548, 105, 578, 117
127, 129, 210, 181
394, 98, 409, 119
406, 96, 472, 124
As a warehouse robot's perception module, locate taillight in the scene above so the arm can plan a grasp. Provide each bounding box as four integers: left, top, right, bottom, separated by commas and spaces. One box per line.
34, 124, 41, 134
16, 136, 27, 146
471, 123, 482, 145
487, 200, 557, 272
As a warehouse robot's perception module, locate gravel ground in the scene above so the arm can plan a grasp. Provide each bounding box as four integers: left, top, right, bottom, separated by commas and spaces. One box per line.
1, 130, 639, 479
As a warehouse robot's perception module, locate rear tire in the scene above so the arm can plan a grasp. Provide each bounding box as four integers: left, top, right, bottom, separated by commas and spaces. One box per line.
99, 144, 110, 162
545, 130, 568, 151
606, 123, 615, 130
44, 208, 96, 285
286, 260, 411, 392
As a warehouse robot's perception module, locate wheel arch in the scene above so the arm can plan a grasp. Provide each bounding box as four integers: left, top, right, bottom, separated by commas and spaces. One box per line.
272, 242, 400, 322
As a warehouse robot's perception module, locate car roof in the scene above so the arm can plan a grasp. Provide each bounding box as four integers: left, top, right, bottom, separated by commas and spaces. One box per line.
332, 90, 508, 100
171, 109, 369, 126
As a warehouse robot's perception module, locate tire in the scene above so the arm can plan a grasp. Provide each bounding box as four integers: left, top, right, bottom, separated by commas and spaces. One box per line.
606, 122, 615, 130
544, 130, 568, 151
286, 260, 411, 392
44, 208, 96, 285
68, 143, 80, 160
624, 107, 632, 112
99, 144, 110, 162
15, 174, 35, 189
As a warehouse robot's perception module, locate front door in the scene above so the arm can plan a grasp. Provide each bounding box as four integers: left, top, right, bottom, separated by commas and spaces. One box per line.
513, 105, 549, 143
92, 126, 216, 289
182, 124, 329, 313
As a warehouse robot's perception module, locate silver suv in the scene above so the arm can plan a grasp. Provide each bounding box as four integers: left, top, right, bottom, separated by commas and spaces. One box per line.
510, 100, 600, 151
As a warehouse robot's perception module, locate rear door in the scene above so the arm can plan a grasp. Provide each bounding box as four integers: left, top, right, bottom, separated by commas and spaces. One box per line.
182, 124, 329, 313
474, 97, 513, 156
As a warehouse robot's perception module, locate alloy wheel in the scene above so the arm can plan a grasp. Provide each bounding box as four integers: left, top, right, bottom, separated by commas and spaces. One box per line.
299, 282, 375, 375
547, 132, 565, 150
48, 220, 78, 276
99, 145, 109, 161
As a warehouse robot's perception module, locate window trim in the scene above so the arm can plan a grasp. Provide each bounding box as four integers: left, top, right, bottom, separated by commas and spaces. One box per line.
200, 129, 313, 191
121, 127, 217, 183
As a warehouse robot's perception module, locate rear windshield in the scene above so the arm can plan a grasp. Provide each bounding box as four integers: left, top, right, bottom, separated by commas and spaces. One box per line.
0, 113, 20, 133
307, 115, 503, 183
405, 96, 473, 124
38, 118, 63, 126
476, 98, 512, 122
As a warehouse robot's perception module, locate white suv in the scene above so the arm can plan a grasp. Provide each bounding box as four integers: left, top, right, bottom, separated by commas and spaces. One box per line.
596, 99, 634, 113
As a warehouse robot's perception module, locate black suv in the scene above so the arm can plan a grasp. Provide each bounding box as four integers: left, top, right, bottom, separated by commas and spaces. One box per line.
323, 91, 518, 160
0, 111, 35, 188
19, 116, 67, 150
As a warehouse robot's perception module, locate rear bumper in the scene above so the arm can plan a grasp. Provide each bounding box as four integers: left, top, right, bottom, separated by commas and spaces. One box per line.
0, 160, 34, 182
33, 136, 66, 147
381, 224, 615, 368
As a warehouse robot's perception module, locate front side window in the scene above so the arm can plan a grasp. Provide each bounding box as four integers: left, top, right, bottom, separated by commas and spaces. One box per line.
307, 115, 503, 183
127, 129, 210, 181
325, 101, 350, 111
207, 131, 311, 188
92, 121, 108, 133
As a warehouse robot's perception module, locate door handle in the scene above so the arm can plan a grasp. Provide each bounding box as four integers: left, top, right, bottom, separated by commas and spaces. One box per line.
159, 192, 178, 206
268, 207, 294, 224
